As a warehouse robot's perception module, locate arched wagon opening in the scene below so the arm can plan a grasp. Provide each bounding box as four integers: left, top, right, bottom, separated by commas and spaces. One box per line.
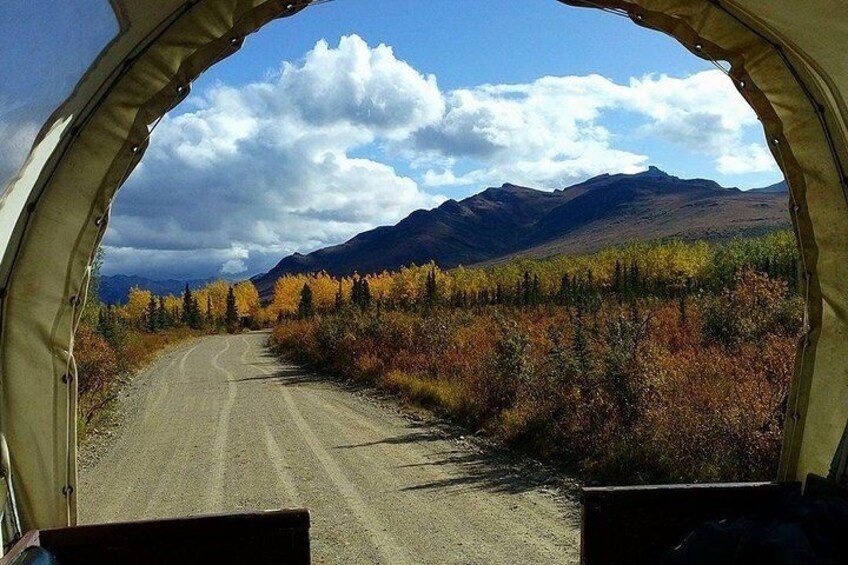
1, 1, 846, 562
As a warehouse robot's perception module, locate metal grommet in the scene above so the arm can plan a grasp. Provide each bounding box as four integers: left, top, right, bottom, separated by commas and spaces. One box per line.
62, 485, 74, 497
70, 295, 81, 308
176, 84, 186, 94
230, 37, 240, 45
695, 43, 703, 51
793, 205, 801, 213
286, 3, 295, 11
61, 373, 73, 384
739, 80, 746, 89
773, 138, 781, 146
131, 145, 140, 154
95, 216, 104, 226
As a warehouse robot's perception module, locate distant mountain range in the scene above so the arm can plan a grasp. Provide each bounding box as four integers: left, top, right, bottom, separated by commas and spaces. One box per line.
98, 274, 215, 304
252, 167, 790, 298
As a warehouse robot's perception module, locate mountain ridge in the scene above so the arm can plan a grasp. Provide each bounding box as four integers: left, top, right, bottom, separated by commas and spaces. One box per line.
98, 274, 217, 304
248, 167, 789, 297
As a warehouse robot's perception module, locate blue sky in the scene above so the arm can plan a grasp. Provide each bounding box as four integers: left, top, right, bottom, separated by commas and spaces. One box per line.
0, 0, 783, 280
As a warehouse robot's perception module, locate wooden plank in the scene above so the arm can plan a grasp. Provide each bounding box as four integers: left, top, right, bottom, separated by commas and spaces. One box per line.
581, 481, 800, 565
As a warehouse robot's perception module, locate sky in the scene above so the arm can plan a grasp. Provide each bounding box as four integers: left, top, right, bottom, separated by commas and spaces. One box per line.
0, 0, 783, 280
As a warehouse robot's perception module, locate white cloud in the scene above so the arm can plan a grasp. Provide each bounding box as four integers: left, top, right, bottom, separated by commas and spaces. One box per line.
221, 259, 247, 274
107, 35, 445, 278
413, 70, 774, 189
104, 36, 776, 279
717, 143, 776, 175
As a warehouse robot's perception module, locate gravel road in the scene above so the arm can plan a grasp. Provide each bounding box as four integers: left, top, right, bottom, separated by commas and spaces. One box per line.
80, 332, 579, 564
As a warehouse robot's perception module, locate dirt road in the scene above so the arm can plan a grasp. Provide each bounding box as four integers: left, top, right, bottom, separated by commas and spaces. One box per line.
81, 332, 579, 564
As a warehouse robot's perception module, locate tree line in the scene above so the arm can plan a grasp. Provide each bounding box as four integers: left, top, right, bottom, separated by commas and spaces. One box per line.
275, 231, 799, 319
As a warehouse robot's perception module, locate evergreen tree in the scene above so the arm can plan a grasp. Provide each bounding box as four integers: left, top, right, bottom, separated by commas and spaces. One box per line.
559, 273, 571, 306
425, 268, 438, 303
298, 283, 315, 319
225, 286, 239, 333
97, 304, 122, 348
335, 280, 344, 311
629, 260, 640, 293
181, 284, 193, 326
360, 279, 371, 308
531, 274, 541, 305
613, 260, 623, 294
146, 294, 158, 333
351, 277, 361, 306
157, 296, 169, 329
191, 296, 202, 329
522, 271, 532, 306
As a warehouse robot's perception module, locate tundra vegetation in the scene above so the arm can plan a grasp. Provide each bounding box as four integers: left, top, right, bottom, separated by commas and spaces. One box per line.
269, 231, 802, 484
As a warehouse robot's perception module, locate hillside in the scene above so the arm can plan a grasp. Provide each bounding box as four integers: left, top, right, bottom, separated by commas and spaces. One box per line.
252, 167, 789, 297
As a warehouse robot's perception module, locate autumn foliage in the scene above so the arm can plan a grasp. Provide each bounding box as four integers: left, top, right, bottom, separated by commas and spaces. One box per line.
270, 233, 803, 484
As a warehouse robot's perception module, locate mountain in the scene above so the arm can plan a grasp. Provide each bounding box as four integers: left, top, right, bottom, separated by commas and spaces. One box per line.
252, 167, 790, 298
98, 275, 216, 304
749, 180, 788, 193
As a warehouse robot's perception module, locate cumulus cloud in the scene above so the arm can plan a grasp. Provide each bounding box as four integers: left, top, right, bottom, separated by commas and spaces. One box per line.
106, 35, 445, 278
413, 70, 774, 188
104, 35, 775, 279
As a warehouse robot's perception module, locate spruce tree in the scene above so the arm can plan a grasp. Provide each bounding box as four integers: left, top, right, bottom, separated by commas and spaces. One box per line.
335, 280, 344, 311
225, 286, 239, 333
157, 296, 169, 329
181, 284, 193, 326
425, 268, 438, 303
522, 271, 532, 306
191, 296, 202, 329
629, 260, 640, 293
351, 277, 361, 306
559, 274, 571, 306
298, 283, 314, 319
146, 295, 158, 333
532, 274, 541, 305
360, 279, 371, 308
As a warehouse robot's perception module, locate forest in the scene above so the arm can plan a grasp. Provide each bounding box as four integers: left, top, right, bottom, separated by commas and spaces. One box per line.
268, 231, 802, 484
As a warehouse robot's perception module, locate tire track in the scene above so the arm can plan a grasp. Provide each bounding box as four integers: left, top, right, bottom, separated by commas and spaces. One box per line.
299, 384, 572, 558
275, 386, 412, 564
248, 347, 411, 563
82, 332, 578, 563
207, 337, 237, 512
